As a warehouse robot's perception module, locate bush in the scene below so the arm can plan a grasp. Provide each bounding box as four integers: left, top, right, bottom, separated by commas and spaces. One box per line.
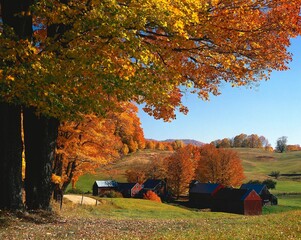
262, 179, 277, 189
143, 190, 161, 203
270, 171, 280, 179
246, 180, 262, 185
246, 179, 277, 190
100, 190, 123, 198
65, 188, 84, 194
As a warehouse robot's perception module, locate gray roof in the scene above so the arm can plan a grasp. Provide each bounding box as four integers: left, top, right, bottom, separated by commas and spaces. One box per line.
94, 180, 118, 188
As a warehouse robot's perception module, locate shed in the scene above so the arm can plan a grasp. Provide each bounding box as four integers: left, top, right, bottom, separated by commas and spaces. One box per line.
240, 184, 277, 205
189, 182, 223, 209
117, 183, 142, 198
92, 180, 118, 196
212, 188, 262, 215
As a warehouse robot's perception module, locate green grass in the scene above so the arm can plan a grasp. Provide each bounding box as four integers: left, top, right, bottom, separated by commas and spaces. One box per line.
235, 148, 301, 181
57, 197, 301, 239
2, 148, 301, 240
271, 180, 301, 194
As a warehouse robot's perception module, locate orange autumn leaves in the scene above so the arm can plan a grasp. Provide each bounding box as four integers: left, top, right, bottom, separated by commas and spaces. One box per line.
166, 144, 245, 197
125, 144, 245, 198
52, 102, 145, 189
1, 0, 300, 123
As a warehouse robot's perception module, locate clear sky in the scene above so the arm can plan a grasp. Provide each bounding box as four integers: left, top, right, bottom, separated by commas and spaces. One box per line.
137, 37, 301, 148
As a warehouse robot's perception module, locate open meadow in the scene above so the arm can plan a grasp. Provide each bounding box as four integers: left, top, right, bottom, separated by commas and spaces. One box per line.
1, 148, 301, 239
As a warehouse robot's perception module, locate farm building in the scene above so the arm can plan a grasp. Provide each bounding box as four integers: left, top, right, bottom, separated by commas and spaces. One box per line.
240, 184, 278, 205
136, 179, 168, 200
117, 183, 143, 198
189, 181, 223, 209
92, 180, 118, 196
212, 188, 262, 215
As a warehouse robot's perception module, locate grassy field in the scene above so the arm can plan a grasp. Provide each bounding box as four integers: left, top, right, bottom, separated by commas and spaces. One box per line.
73, 148, 301, 193
2, 148, 300, 239
69, 149, 174, 193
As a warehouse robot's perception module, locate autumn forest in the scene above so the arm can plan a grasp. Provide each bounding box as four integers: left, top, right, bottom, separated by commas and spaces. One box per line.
1, 0, 301, 213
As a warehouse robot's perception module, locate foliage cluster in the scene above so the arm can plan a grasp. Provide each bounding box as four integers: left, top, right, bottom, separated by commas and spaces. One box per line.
145, 139, 185, 151
286, 144, 301, 152
246, 179, 277, 189
270, 171, 281, 179
143, 190, 162, 203
211, 133, 270, 149
52, 102, 146, 192
275, 136, 288, 153
126, 144, 245, 198
99, 190, 123, 198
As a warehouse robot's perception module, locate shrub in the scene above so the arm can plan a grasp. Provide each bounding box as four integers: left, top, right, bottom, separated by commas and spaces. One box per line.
246, 180, 262, 185
262, 179, 277, 189
66, 188, 84, 194
270, 171, 280, 179
143, 190, 161, 203
100, 190, 123, 198
246, 179, 277, 190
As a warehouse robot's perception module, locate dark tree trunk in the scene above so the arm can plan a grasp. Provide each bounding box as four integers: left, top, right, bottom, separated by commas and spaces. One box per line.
52, 153, 63, 201
0, 0, 33, 210
23, 108, 59, 210
52, 154, 77, 199
0, 103, 23, 210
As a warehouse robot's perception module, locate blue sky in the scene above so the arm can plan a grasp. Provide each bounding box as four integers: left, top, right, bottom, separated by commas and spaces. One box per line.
138, 37, 301, 148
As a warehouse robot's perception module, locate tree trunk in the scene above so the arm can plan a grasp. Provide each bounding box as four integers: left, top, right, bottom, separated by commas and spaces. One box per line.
0, 103, 23, 210
23, 108, 59, 210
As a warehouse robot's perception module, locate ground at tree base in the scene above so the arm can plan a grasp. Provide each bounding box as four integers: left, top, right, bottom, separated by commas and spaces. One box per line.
1, 204, 301, 240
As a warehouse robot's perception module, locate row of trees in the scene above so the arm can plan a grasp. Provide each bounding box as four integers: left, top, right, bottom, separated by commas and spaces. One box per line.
211, 133, 271, 149
212, 135, 301, 153
126, 144, 245, 198
145, 140, 185, 151
1, 0, 300, 210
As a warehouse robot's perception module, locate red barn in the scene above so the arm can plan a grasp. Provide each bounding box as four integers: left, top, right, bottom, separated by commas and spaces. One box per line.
212, 188, 262, 215
117, 183, 142, 198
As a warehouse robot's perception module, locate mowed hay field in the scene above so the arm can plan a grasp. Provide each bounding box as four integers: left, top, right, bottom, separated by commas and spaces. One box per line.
1, 149, 301, 239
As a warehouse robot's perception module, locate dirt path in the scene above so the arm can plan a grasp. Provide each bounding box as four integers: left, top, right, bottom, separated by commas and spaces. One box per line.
64, 194, 97, 205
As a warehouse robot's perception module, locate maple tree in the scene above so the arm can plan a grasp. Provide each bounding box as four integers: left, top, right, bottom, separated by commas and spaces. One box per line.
125, 161, 147, 184
165, 145, 199, 198
52, 114, 122, 195
195, 144, 245, 186
53, 102, 145, 192
125, 157, 166, 183
1, 0, 300, 210
109, 103, 145, 153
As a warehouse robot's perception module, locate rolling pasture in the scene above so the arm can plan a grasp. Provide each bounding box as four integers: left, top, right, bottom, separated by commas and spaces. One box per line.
74, 148, 301, 193
1, 149, 300, 239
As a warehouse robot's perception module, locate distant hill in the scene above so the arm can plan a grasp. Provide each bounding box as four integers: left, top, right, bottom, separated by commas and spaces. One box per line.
162, 139, 205, 146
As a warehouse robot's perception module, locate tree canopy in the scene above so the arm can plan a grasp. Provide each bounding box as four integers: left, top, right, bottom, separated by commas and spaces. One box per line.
1, 0, 300, 120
